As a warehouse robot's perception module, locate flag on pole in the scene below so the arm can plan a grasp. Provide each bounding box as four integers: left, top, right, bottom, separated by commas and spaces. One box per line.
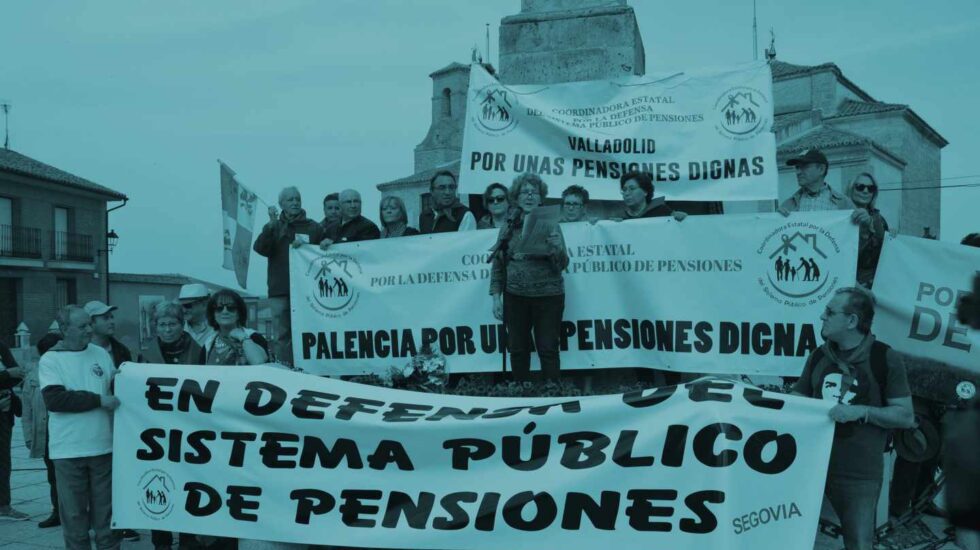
219, 161, 258, 289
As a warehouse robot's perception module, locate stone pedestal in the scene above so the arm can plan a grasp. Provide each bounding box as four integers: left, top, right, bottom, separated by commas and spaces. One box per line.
499, 0, 644, 85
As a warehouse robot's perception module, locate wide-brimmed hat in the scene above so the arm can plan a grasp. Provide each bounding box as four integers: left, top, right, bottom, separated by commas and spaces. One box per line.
894, 413, 941, 463
178, 283, 210, 302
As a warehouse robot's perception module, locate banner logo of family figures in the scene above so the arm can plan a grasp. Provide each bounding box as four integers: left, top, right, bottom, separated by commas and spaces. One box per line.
758, 225, 841, 306
136, 470, 175, 520
714, 86, 769, 139
306, 253, 362, 318
471, 85, 518, 136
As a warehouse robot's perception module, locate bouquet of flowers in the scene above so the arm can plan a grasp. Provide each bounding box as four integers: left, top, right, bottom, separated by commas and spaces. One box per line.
385, 344, 449, 392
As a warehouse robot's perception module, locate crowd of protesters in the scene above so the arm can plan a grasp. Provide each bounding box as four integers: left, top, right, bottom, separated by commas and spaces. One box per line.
0, 147, 976, 550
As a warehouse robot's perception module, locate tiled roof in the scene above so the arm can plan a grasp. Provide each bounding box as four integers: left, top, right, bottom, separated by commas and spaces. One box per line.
377, 160, 460, 189
770, 60, 837, 79
0, 148, 126, 200
429, 62, 469, 77
109, 272, 259, 298
777, 125, 904, 165
833, 98, 908, 117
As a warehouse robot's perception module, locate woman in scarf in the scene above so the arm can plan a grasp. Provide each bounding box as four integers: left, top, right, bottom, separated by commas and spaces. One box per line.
139, 301, 203, 365
477, 182, 510, 229
620, 170, 687, 221
379, 196, 420, 238
202, 289, 269, 366
489, 172, 569, 381
847, 172, 889, 288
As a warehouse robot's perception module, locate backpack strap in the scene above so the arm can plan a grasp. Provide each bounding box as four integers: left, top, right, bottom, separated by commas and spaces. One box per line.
869, 340, 891, 402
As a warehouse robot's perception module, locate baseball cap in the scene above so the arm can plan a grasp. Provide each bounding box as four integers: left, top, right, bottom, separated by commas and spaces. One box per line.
83, 300, 117, 317
178, 283, 210, 302
786, 148, 828, 167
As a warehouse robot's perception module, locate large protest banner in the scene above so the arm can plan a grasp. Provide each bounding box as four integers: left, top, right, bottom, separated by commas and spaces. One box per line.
872, 235, 980, 374
113, 364, 833, 549
459, 62, 777, 201
290, 211, 857, 377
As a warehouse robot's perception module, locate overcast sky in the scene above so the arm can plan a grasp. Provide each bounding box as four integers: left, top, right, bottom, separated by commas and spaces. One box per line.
2, 0, 977, 295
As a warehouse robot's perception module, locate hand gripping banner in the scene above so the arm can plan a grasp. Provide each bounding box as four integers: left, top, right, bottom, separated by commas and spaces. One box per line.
112, 365, 834, 549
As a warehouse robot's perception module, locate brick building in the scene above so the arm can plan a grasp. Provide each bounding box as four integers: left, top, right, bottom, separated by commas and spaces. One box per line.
0, 148, 127, 347
378, 1, 944, 234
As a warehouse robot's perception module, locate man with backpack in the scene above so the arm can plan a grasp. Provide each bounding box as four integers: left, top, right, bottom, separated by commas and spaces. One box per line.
792, 286, 915, 550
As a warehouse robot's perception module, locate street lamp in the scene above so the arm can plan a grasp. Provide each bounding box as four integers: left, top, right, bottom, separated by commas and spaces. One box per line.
104, 229, 119, 303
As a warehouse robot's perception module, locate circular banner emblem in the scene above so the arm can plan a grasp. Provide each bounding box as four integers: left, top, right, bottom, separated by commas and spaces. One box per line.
757, 222, 842, 307
714, 86, 769, 140
304, 253, 363, 318
137, 469, 176, 520
470, 84, 518, 136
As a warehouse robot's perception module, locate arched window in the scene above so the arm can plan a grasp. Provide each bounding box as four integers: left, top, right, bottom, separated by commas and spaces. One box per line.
441, 88, 452, 117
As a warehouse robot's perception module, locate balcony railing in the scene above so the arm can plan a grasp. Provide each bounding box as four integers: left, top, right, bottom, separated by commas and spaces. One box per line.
0, 224, 43, 259
51, 230, 94, 262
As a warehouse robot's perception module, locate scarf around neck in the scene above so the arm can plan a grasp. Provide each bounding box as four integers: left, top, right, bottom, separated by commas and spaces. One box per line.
822, 333, 875, 399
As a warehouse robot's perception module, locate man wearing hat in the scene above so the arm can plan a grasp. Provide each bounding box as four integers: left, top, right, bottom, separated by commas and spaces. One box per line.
178, 283, 215, 348
84, 301, 132, 370
792, 286, 915, 550
781, 148, 855, 213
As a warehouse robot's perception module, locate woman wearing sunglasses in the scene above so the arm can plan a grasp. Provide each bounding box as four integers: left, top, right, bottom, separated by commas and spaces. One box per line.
477, 182, 510, 229
202, 289, 269, 365
848, 172, 889, 287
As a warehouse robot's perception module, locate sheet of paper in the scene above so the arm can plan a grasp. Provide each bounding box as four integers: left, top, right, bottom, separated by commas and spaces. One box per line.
516, 205, 561, 255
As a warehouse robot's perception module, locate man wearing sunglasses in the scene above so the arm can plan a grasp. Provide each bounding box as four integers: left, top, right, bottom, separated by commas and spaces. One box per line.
177, 283, 215, 348
792, 287, 914, 550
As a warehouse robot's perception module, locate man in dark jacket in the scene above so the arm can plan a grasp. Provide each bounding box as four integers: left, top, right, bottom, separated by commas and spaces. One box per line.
0, 342, 27, 521
323, 189, 380, 244
419, 170, 476, 233
253, 186, 329, 366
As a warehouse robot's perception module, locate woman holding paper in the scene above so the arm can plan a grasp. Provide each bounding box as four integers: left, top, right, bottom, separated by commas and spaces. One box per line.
846, 172, 889, 287
489, 172, 569, 381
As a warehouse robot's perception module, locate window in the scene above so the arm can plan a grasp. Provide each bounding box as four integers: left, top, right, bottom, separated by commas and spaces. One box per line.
0, 197, 11, 255
55, 277, 77, 310
53, 207, 70, 258
441, 88, 452, 117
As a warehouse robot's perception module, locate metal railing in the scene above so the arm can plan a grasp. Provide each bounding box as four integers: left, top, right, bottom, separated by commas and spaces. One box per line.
0, 224, 43, 258
50, 230, 94, 261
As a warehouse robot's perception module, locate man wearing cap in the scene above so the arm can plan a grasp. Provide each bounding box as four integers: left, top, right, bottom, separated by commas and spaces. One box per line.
84, 301, 132, 370
781, 148, 855, 212
178, 283, 215, 348
792, 286, 914, 550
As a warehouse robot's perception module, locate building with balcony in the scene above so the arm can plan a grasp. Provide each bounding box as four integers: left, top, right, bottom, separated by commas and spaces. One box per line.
0, 147, 127, 347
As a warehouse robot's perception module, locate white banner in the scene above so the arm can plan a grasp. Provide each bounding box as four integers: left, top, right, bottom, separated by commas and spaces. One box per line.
459, 62, 777, 201
290, 211, 858, 377
113, 365, 833, 549
872, 235, 980, 374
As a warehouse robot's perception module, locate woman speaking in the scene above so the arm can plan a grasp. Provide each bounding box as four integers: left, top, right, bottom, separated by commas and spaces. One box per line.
489, 173, 569, 381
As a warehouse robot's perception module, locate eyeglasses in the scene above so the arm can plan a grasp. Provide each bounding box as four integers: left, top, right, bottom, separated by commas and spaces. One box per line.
823, 307, 847, 317
563, 202, 583, 208
181, 300, 204, 309
853, 184, 877, 192
518, 188, 539, 197
488, 196, 507, 204
434, 184, 458, 192
215, 304, 237, 313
